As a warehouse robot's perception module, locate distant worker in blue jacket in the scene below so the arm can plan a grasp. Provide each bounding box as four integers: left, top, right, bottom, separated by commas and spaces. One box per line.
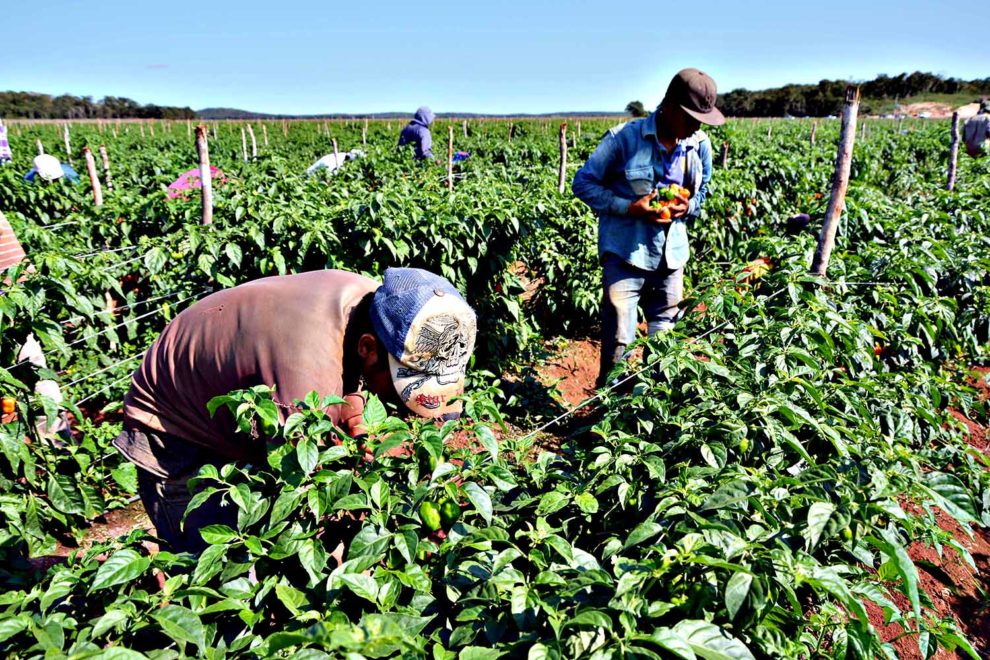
572, 68, 724, 387
24, 154, 79, 184
397, 106, 435, 161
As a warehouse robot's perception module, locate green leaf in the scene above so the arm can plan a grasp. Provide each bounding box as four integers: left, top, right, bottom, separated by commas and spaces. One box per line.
90, 549, 151, 592
225, 242, 243, 268
804, 501, 835, 550
340, 573, 379, 603
624, 522, 663, 549
724, 571, 753, 620
575, 492, 599, 514
671, 620, 755, 660
200, 524, 239, 545
877, 528, 922, 623
362, 395, 387, 429
463, 482, 493, 524
47, 474, 85, 514
297, 437, 318, 475
474, 424, 499, 462
152, 605, 206, 654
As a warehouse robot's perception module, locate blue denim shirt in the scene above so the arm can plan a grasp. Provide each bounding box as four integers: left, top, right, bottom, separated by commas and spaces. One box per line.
572, 112, 712, 270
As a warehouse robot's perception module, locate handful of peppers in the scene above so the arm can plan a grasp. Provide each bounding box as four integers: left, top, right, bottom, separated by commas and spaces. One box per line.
649, 183, 691, 220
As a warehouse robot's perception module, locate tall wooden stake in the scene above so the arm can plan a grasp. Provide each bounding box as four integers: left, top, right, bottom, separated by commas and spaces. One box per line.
447, 126, 454, 193
332, 138, 339, 165
720, 141, 729, 168
196, 125, 213, 226
213, 123, 218, 140
140, 124, 145, 139
63, 124, 72, 164
187, 120, 192, 138
247, 124, 258, 158
262, 124, 269, 146
811, 86, 860, 277
36, 139, 44, 155
947, 112, 960, 191
810, 121, 817, 146
362, 119, 368, 145
149, 122, 155, 137
462, 120, 468, 138
282, 120, 288, 137
557, 123, 568, 193
241, 127, 248, 162
99, 145, 113, 191
82, 147, 103, 206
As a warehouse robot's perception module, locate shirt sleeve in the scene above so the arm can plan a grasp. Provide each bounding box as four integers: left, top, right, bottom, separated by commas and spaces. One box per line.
687, 138, 713, 218
418, 129, 433, 160
571, 132, 632, 216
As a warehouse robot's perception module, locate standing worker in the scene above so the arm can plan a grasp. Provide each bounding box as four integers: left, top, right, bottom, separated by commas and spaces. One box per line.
397, 106, 435, 161
963, 98, 990, 158
572, 68, 724, 387
114, 267, 477, 552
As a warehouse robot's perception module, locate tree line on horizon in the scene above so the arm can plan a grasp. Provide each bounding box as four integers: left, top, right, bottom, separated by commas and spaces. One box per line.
0, 92, 195, 120
4, 72, 990, 121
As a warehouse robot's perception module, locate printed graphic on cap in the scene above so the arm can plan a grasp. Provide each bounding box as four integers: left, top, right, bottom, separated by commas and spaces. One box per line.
389, 293, 477, 417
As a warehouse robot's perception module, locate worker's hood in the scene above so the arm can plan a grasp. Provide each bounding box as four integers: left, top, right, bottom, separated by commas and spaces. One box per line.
412, 106, 434, 127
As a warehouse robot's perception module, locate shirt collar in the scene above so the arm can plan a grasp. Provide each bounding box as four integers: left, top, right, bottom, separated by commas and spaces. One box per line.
641, 111, 659, 138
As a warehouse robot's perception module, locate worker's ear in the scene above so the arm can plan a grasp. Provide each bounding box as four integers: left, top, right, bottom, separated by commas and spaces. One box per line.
357, 333, 384, 370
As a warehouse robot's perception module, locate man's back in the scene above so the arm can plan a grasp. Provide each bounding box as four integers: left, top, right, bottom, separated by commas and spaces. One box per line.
122, 270, 379, 465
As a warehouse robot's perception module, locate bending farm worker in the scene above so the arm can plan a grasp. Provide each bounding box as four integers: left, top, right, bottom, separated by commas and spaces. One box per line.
23, 154, 80, 184
962, 98, 990, 158
306, 149, 365, 176
397, 106, 435, 161
114, 268, 476, 552
572, 68, 723, 387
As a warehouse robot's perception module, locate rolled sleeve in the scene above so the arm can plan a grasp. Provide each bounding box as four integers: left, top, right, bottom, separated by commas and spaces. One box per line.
572, 132, 631, 216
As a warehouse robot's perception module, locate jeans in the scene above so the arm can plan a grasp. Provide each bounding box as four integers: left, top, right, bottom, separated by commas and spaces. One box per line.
598, 253, 684, 386
137, 466, 237, 554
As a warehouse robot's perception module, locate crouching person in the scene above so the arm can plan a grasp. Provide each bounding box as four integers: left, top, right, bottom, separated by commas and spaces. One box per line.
114, 268, 477, 552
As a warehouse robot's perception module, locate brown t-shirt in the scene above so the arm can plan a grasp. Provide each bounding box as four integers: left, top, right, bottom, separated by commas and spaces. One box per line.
117, 270, 379, 475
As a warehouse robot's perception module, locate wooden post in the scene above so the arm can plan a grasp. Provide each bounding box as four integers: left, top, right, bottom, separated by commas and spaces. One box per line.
447, 126, 454, 193
282, 120, 288, 137
810, 121, 817, 146
247, 124, 258, 158
720, 141, 729, 168
766, 123, 772, 139
557, 123, 568, 194
196, 126, 213, 226
63, 124, 72, 164
362, 119, 368, 145
140, 124, 145, 138
112, 124, 118, 139
149, 122, 155, 137
811, 86, 860, 277
860, 121, 866, 141
508, 123, 513, 143
36, 139, 44, 155
332, 138, 339, 165
577, 121, 581, 139
99, 145, 113, 191
947, 112, 960, 191
241, 126, 248, 162
462, 120, 468, 138
187, 120, 192, 138
82, 147, 103, 206
387, 122, 392, 131
324, 120, 330, 136
262, 124, 269, 146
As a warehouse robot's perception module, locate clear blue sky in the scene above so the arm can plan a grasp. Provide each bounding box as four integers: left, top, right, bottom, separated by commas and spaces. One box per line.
2, 0, 982, 114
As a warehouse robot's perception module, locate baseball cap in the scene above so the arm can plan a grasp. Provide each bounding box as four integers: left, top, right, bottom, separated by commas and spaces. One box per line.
33, 154, 64, 182
664, 68, 726, 126
370, 268, 477, 420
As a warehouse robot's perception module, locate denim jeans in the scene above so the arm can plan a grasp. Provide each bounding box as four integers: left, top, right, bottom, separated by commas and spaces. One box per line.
598, 253, 684, 386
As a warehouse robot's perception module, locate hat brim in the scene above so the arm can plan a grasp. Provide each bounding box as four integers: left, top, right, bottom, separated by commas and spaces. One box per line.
682, 104, 726, 126
387, 353, 465, 420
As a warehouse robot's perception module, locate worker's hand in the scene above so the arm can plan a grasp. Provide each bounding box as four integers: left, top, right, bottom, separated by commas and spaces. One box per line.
339, 393, 367, 438
627, 193, 671, 224
668, 193, 691, 219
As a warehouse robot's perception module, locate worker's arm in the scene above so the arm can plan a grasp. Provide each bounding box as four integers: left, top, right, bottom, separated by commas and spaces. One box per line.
572, 132, 635, 216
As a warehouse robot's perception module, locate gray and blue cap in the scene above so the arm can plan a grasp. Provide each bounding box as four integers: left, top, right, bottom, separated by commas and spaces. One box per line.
370, 268, 477, 419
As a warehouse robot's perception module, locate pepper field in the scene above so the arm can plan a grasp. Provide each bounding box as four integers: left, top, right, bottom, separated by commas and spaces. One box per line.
0, 116, 989, 658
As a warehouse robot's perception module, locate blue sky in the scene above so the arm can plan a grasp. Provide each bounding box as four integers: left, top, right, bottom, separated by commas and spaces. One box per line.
2, 0, 982, 114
